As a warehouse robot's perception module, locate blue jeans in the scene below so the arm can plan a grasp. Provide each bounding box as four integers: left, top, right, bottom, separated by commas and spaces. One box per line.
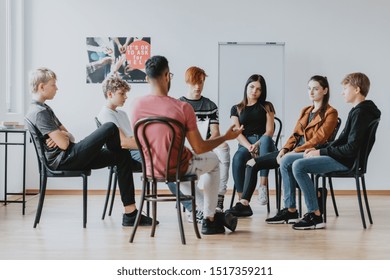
232, 135, 276, 193
130, 150, 142, 171
281, 154, 348, 212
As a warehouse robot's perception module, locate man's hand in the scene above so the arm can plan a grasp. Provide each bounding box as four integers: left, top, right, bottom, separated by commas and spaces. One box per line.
224, 124, 243, 141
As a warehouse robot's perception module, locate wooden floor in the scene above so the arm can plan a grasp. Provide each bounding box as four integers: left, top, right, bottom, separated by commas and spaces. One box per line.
0, 192, 389, 260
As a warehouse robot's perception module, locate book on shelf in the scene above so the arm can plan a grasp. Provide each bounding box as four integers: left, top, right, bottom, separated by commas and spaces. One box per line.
0, 121, 25, 129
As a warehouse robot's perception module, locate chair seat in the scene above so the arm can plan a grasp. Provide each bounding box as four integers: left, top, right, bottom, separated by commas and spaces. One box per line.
144, 174, 198, 183
319, 170, 364, 178
46, 169, 92, 177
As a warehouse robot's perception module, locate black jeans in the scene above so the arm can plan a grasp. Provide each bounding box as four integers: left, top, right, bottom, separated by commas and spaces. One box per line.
241, 150, 280, 201
58, 122, 136, 206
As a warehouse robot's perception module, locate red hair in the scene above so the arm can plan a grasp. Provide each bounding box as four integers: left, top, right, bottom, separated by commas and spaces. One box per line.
185, 66, 207, 85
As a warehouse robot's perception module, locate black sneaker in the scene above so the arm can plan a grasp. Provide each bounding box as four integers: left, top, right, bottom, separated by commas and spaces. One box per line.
215, 211, 238, 232
292, 212, 325, 230
226, 202, 253, 217
122, 210, 159, 227
265, 208, 299, 224
201, 217, 225, 235
216, 195, 224, 212
317, 187, 328, 215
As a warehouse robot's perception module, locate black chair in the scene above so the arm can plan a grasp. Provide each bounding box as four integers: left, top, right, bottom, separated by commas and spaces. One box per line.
230, 116, 283, 213
25, 118, 91, 228
129, 117, 201, 245
314, 118, 380, 228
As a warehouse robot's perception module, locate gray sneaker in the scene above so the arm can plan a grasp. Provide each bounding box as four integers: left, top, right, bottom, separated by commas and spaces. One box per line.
186, 209, 203, 224
216, 195, 224, 212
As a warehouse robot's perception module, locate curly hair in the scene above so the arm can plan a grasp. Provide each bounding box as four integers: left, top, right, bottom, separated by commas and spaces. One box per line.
102, 76, 130, 98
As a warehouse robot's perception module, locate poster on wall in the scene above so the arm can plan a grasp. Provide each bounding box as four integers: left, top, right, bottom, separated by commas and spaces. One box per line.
86, 37, 151, 84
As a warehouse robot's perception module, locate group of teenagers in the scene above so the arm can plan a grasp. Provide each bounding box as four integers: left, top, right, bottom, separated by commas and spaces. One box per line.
26, 55, 381, 235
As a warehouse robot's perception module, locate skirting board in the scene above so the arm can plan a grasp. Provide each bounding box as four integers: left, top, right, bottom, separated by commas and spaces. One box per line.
24, 189, 390, 196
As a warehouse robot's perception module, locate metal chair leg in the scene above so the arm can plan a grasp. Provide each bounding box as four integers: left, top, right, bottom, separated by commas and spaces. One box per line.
361, 175, 373, 225
102, 167, 114, 220
230, 186, 236, 209
190, 180, 201, 239
298, 187, 302, 217
34, 174, 47, 228
108, 171, 117, 216
176, 182, 186, 245
275, 168, 281, 212
328, 177, 339, 217
150, 182, 157, 237
129, 182, 147, 243
266, 182, 270, 213
321, 176, 327, 223
83, 174, 88, 228
355, 175, 367, 229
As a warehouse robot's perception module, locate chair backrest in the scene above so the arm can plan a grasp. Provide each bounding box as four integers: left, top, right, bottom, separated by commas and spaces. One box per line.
329, 117, 342, 142
24, 117, 52, 172
351, 118, 380, 174
95, 117, 102, 128
274, 117, 283, 148
134, 116, 187, 182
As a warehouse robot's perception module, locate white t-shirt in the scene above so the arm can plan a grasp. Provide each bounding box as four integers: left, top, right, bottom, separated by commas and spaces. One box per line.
97, 106, 133, 137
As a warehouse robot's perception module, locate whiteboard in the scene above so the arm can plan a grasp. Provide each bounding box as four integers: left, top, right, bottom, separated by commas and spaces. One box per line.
218, 42, 285, 188
218, 42, 285, 134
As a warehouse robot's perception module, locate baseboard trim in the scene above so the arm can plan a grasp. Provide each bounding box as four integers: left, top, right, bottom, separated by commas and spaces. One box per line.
25, 189, 390, 196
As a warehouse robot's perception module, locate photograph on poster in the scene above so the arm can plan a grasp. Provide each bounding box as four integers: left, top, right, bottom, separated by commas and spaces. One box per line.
86, 37, 151, 83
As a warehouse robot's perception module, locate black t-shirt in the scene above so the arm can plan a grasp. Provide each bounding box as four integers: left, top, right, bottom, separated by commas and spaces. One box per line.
179, 96, 219, 139
231, 102, 272, 137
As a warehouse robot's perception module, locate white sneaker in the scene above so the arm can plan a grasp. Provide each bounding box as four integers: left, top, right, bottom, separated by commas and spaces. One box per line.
257, 185, 268, 205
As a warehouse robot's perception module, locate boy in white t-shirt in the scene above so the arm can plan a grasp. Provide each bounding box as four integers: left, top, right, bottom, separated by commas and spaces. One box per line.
97, 76, 142, 170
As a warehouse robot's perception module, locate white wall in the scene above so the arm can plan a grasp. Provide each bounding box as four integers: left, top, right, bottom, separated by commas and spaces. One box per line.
4, 0, 389, 193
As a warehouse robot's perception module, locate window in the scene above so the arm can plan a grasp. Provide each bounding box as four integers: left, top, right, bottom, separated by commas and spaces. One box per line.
2, 0, 24, 116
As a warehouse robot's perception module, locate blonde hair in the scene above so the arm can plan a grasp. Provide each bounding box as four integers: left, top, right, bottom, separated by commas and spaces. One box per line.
341, 72, 370, 97
30, 67, 57, 93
